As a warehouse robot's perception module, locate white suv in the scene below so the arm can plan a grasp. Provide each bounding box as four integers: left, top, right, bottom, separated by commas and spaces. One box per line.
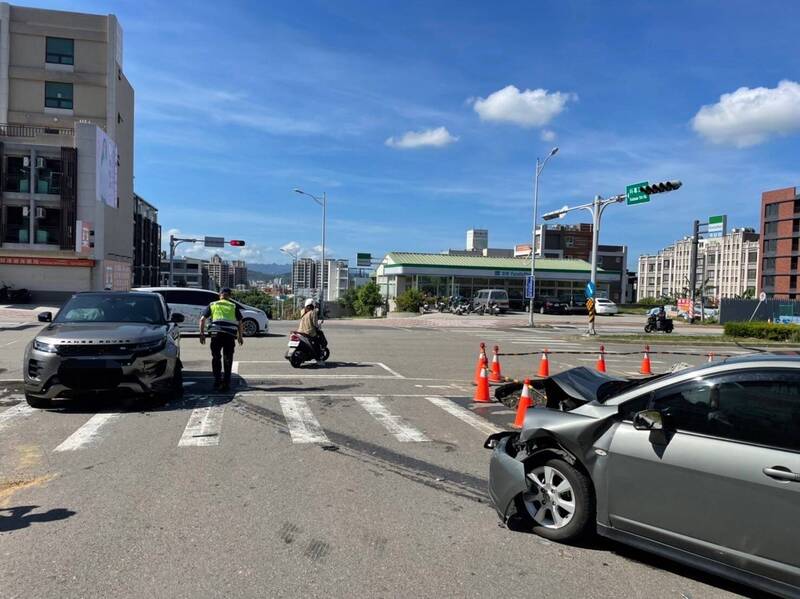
135, 287, 269, 337
594, 297, 619, 315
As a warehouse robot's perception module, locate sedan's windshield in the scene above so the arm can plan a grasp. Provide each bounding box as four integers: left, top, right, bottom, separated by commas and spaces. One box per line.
55, 295, 165, 324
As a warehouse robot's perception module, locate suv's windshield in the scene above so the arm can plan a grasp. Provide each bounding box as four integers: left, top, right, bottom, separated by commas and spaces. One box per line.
56, 294, 165, 324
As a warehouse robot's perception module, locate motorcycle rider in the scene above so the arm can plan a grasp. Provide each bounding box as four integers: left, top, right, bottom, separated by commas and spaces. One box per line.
657, 305, 667, 329
297, 298, 323, 360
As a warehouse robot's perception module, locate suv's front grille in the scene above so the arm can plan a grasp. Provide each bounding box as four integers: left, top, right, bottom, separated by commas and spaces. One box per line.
57, 345, 135, 357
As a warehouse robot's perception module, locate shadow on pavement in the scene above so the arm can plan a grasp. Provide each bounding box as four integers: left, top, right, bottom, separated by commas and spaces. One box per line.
300, 362, 373, 370
0, 505, 75, 532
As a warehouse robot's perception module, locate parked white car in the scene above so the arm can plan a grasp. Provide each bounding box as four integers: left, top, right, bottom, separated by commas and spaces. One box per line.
594, 297, 618, 315
135, 287, 269, 337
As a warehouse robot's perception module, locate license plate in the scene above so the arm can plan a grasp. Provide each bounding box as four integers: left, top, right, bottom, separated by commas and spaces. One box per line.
288, 341, 300, 347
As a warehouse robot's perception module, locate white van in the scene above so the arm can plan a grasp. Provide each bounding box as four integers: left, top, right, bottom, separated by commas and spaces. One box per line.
135, 287, 269, 337
473, 289, 510, 313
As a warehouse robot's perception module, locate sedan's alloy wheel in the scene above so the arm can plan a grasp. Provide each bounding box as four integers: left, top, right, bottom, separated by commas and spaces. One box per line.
523, 465, 576, 529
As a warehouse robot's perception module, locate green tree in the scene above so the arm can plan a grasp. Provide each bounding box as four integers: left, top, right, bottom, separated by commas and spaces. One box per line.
338, 286, 358, 315
355, 281, 383, 316
395, 288, 425, 312
232, 289, 273, 315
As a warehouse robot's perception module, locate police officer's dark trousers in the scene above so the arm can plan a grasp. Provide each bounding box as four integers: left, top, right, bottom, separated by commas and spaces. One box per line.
210, 333, 236, 385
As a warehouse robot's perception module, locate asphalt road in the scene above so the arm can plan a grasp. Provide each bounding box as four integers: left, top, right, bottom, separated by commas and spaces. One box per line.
0, 317, 768, 598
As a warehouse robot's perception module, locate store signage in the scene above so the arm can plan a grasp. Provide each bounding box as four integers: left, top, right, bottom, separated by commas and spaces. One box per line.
706, 215, 727, 238
75, 220, 94, 255
525, 275, 535, 299
0, 256, 95, 267
96, 127, 118, 208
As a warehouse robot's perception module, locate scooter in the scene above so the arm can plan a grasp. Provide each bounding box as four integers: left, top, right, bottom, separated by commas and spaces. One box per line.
480, 300, 500, 316
644, 314, 674, 333
0, 281, 31, 304
286, 327, 330, 368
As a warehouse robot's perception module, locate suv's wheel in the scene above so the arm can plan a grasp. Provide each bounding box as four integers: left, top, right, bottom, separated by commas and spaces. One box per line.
242, 318, 259, 337
25, 394, 51, 409
515, 457, 594, 543
539, 306, 546, 314
154, 362, 183, 406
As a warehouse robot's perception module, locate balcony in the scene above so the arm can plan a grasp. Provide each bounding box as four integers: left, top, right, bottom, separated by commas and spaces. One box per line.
0, 123, 74, 138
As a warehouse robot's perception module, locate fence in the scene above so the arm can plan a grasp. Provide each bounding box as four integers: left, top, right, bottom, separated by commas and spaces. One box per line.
719, 298, 800, 324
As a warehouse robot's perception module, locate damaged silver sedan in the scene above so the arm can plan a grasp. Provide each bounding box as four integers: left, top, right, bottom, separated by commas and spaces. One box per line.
486, 356, 800, 599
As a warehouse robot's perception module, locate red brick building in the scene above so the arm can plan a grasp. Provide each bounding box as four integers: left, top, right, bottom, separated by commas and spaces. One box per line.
759, 186, 800, 298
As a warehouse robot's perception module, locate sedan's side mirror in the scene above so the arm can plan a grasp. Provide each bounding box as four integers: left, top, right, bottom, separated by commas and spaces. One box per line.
170, 313, 185, 323
38, 311, 52, 323
633, 409, 665, 431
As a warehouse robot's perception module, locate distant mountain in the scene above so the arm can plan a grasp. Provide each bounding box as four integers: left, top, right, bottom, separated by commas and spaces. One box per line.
247, 262, 292, 276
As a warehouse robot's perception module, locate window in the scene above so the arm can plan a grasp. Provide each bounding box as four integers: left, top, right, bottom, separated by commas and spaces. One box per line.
34, 206, 60, 245
763, 275, 775, 287
765, 222, 778, 235
564, 235, 574, 247
793, 256, 798, 271
4, 156, 30, 192
44, 81, 73, 109
794, 238, 799, 253
46, 37, 74, 65
764, 239, 777, 252
3, 205, 29, 243
35, 157, 62, 195
765, 203, 779, 219
762, 257, 776, 271
795, 199, 800, 213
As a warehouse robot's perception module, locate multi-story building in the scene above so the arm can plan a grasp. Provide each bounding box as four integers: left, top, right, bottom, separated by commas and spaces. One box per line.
292, 257, 317, 296
637, 228, 759, 302
759, 186, 800, 299
0, 4, 134, 301
132, 194, 159, 287
466, 228, 488, 251
325, 259, 349, 302
231, 259, 247, 288
159, 256, 209, 289
205, 254, 231, 290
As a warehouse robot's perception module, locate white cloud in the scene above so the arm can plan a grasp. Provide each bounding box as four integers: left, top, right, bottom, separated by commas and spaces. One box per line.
540, 129, 557, 142
385, 126, 458, 149
280, 241, 302, 256
692, 80, 800, 147
471, 85, 577, 127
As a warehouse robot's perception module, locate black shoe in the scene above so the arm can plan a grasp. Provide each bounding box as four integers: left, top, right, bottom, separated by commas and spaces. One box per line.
212, 381, 223, 391
220, 382, 231, 392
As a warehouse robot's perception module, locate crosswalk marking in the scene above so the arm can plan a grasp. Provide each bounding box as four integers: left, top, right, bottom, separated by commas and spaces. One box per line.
425, 396, 501, 436
354, 396, 429, 442
0, 402, 35, 431
54, 412, 121, 452
178, 397, 226, 447
279, 396, 329, 444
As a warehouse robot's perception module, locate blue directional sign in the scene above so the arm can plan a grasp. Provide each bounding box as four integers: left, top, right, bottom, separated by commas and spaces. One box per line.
525, 275, 536, 299
585, 281, 596, 299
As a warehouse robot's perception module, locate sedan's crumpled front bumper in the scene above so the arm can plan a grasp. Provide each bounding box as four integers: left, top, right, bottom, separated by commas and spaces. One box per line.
486, 432, 529, 521
24, 347, 178, 399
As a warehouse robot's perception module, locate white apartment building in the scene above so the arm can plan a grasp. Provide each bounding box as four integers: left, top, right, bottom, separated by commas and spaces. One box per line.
637, 228, 759, 302
0, 4, 134, 301
325, 259, 349, 302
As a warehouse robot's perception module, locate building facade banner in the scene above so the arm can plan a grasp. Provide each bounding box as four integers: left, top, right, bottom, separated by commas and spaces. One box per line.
104, 259, 131, 290
96, 128, 118, 208
0, 256, 94, 267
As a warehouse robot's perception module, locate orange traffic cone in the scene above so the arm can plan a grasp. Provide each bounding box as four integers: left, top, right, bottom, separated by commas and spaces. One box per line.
707, 352, 715, 363
537, 349, 550, 378
473, 343, 487, 386
513, 378, 533, 428
473, 360, 491, 403
596, 344, 606, 373
489, 345, 503, 383
639, 345, 653, 375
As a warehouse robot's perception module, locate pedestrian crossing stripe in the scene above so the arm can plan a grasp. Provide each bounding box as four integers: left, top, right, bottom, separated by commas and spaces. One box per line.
354, 396, 429, 442
179, 396, 225, 447
54, 412, 121, 452
279, 396, 329, 444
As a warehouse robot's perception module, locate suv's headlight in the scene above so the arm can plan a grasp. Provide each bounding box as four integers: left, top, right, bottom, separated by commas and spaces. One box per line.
33, 339, 59, 354
134, 338, 166, 354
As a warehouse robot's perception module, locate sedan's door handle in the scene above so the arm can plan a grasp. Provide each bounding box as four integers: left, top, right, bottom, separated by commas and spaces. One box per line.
763, 467, 800, 482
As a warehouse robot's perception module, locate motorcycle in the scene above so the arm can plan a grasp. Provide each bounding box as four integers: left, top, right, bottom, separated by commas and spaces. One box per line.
480, 300, 500, 316
644, 314, 674, 333
0, 281, 31, 304
286, 326, 330, 368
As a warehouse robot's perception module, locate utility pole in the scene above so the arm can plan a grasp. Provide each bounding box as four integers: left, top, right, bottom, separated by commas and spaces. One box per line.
528, 147, 559, 327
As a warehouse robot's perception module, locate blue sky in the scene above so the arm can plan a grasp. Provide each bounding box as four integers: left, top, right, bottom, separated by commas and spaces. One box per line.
36, 0, 800, 268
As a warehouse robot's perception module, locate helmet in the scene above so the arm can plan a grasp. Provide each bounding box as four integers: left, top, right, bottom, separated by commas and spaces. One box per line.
304, 298, 315, 308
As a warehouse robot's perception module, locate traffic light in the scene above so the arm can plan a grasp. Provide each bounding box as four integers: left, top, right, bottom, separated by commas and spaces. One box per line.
228, 240, 246, 247
639, 180, 682, 195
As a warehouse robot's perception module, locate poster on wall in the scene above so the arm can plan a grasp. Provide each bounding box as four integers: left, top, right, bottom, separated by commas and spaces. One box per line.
104, 260, 131, 291
96, 128, 118, 208
75, 220, 94, 255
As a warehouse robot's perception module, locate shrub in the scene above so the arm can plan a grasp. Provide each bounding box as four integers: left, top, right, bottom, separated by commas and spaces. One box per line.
338, 287, 358, 316
724, 321, 800, 342
395, 289, 425, 313
355, 281, 383, 317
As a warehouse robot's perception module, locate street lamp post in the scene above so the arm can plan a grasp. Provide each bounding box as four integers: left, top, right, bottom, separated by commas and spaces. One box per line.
529, 147, 559, 327
293, 189, 327, 317
280, 247, 299, 314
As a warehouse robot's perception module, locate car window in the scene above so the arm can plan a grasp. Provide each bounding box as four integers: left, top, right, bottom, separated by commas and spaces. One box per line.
56, 295, 165, 324
493, 291, 508, 300
159, 290, 180, 304
619, 379, 714, 429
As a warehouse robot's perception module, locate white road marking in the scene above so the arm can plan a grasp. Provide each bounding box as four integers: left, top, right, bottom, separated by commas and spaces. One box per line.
354, 396, 429, 442
426, 396, 501, 435
178, 397, 226, 447
0, 402, 36, 430
54, 413, 121, 452
232, 361, 239, 374
375, 362, 405, 379
279, 397, 329, 444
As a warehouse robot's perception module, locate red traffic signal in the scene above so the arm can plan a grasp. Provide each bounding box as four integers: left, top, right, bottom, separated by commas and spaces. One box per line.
228, 240, 246, 247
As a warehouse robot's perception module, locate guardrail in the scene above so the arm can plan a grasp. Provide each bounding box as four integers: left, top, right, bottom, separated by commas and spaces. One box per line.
0, 123, 74, 137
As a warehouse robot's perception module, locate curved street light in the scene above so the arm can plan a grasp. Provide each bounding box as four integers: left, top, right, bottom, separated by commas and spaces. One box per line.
529, 146, 559, 327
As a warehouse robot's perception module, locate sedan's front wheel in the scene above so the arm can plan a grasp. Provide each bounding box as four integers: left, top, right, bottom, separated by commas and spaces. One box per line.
516, 458, 594, 543
241, 318, 259, 337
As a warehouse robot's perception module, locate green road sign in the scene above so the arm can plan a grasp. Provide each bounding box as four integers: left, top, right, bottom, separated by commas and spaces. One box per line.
357, 253, 372, 267
626, 181, 649, 206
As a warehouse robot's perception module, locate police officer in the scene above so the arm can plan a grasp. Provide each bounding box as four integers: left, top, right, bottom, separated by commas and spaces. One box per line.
199, 287, 243, 391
